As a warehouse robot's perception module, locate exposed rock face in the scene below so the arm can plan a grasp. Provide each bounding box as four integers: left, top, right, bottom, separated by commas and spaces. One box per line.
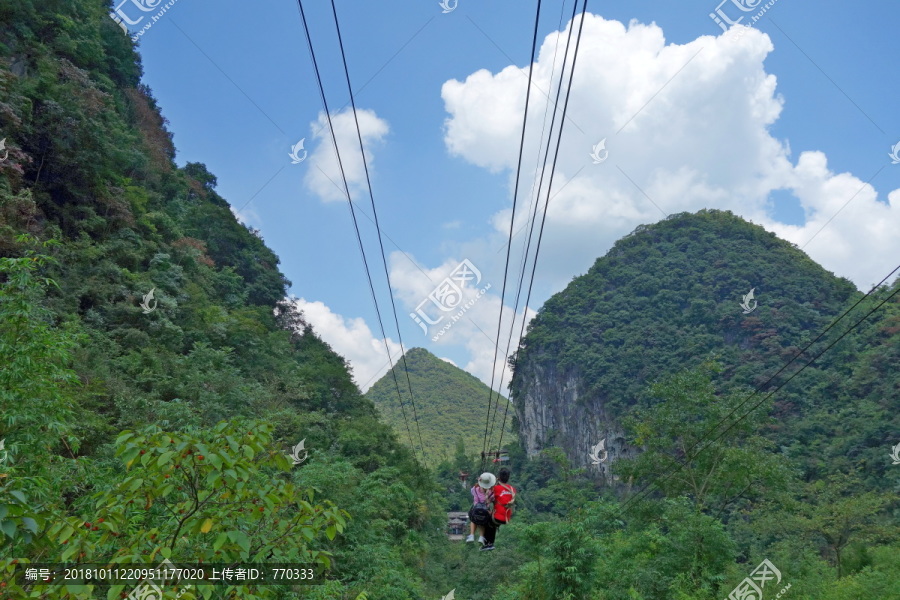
515, 358, 638, 483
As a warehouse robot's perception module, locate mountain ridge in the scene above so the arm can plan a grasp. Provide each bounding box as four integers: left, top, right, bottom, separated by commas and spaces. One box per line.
366, 347, 516, 465
510, 209, 895, 483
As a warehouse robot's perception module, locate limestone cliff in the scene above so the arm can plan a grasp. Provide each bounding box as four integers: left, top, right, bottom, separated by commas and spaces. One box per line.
514, 357, 640, 483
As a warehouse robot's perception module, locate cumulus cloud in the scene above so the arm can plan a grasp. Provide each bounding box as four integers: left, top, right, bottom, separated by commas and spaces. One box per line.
287, 15, 900, 393
441, 14, 900, 290
764, 153, 900, 289
389, 252, 537, 391
230, 204, 260, 227
304, 108, 389, 203
291, 298, 401, 392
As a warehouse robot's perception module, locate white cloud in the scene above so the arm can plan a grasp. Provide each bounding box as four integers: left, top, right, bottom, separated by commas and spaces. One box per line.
441, 15, 900, 291
294, 15, 900, 395
763, 152, 900, 289
289, 252, 536, 394
389, 252, 538, 392
304, 108, 390, 203
230, 204, 260, 227
440, 357, 458, 367
290, 298, 401, 392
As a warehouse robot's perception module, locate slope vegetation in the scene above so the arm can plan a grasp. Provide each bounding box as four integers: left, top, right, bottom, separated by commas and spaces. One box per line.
367, 347, 515, 465
511, 210, 897, 484
0, 3, 444, 598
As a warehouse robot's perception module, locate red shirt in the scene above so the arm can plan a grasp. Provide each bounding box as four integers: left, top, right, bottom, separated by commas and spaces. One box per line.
491, 483, 516, 523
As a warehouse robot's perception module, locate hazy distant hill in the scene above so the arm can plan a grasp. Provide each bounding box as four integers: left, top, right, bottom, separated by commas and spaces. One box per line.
366, 348, 516, 464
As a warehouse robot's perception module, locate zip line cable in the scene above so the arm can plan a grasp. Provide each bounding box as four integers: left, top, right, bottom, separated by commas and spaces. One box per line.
295, 0, 424, 466
480, 0, 544, 474
328, 0, 429, 469
510, 0, 576, 301
615, 263, 900, 518
486, 0, 583, 459
516, 0, 578, 241
485, 0, 574, 460
494, 0, 590, 460
477, 3, 900, 524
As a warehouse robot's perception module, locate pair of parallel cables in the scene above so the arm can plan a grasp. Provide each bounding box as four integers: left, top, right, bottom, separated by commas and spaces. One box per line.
481, 0, 590, 473
472, 3, 900, 526
295, 0, 427, 469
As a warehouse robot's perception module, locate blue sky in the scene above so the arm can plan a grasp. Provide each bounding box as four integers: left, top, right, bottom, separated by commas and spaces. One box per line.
121, 0, 900, 390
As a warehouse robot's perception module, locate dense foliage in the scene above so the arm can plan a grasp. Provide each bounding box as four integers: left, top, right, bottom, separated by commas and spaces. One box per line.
510, 210, 899, 485
366, 348, 515, 465
1, 2, 897, 600
512, 210, 858, 413
0, 2, 444, 597
454, 364, 900, 600
495, 211, 900, 599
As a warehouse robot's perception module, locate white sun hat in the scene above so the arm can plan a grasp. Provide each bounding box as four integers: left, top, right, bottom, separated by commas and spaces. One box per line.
477, 472, 497, 490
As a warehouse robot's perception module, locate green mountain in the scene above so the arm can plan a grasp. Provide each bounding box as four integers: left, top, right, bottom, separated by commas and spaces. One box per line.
0, 4, 442, 598
366, 347, 515, 465
510, 209, 899, 487
2, 3, 899, 599
486, 210, 900, 600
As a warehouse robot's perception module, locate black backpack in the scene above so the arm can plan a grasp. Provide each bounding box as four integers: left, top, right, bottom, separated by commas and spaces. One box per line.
468, 501, 492, 526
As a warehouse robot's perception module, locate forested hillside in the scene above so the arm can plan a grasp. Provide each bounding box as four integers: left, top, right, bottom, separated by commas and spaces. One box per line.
1, 2, 899, 600
0, 3, 445, 598
484, 210, 900, 599
366, 348, 515, 465
511, 210, 899, 487
404, 213, 900, 600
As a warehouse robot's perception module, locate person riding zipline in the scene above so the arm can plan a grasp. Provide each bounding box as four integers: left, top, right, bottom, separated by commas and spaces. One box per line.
481, 467, 516, 551
466, 472, 495, 545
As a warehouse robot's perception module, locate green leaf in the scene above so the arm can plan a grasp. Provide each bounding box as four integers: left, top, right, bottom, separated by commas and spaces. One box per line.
213, 532, 228, 551
227, 530, 250, 554
216, 449, 234, 466
21, 517, 38, 534
121, 446, 140, 468
107, 585, 126, 600
157, 451, 176, 467
59, 524, 75, 543
61, 544, 78, 561
9, 490, 26, 504
326, 524, 336, 541
0, 519, 16, 538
